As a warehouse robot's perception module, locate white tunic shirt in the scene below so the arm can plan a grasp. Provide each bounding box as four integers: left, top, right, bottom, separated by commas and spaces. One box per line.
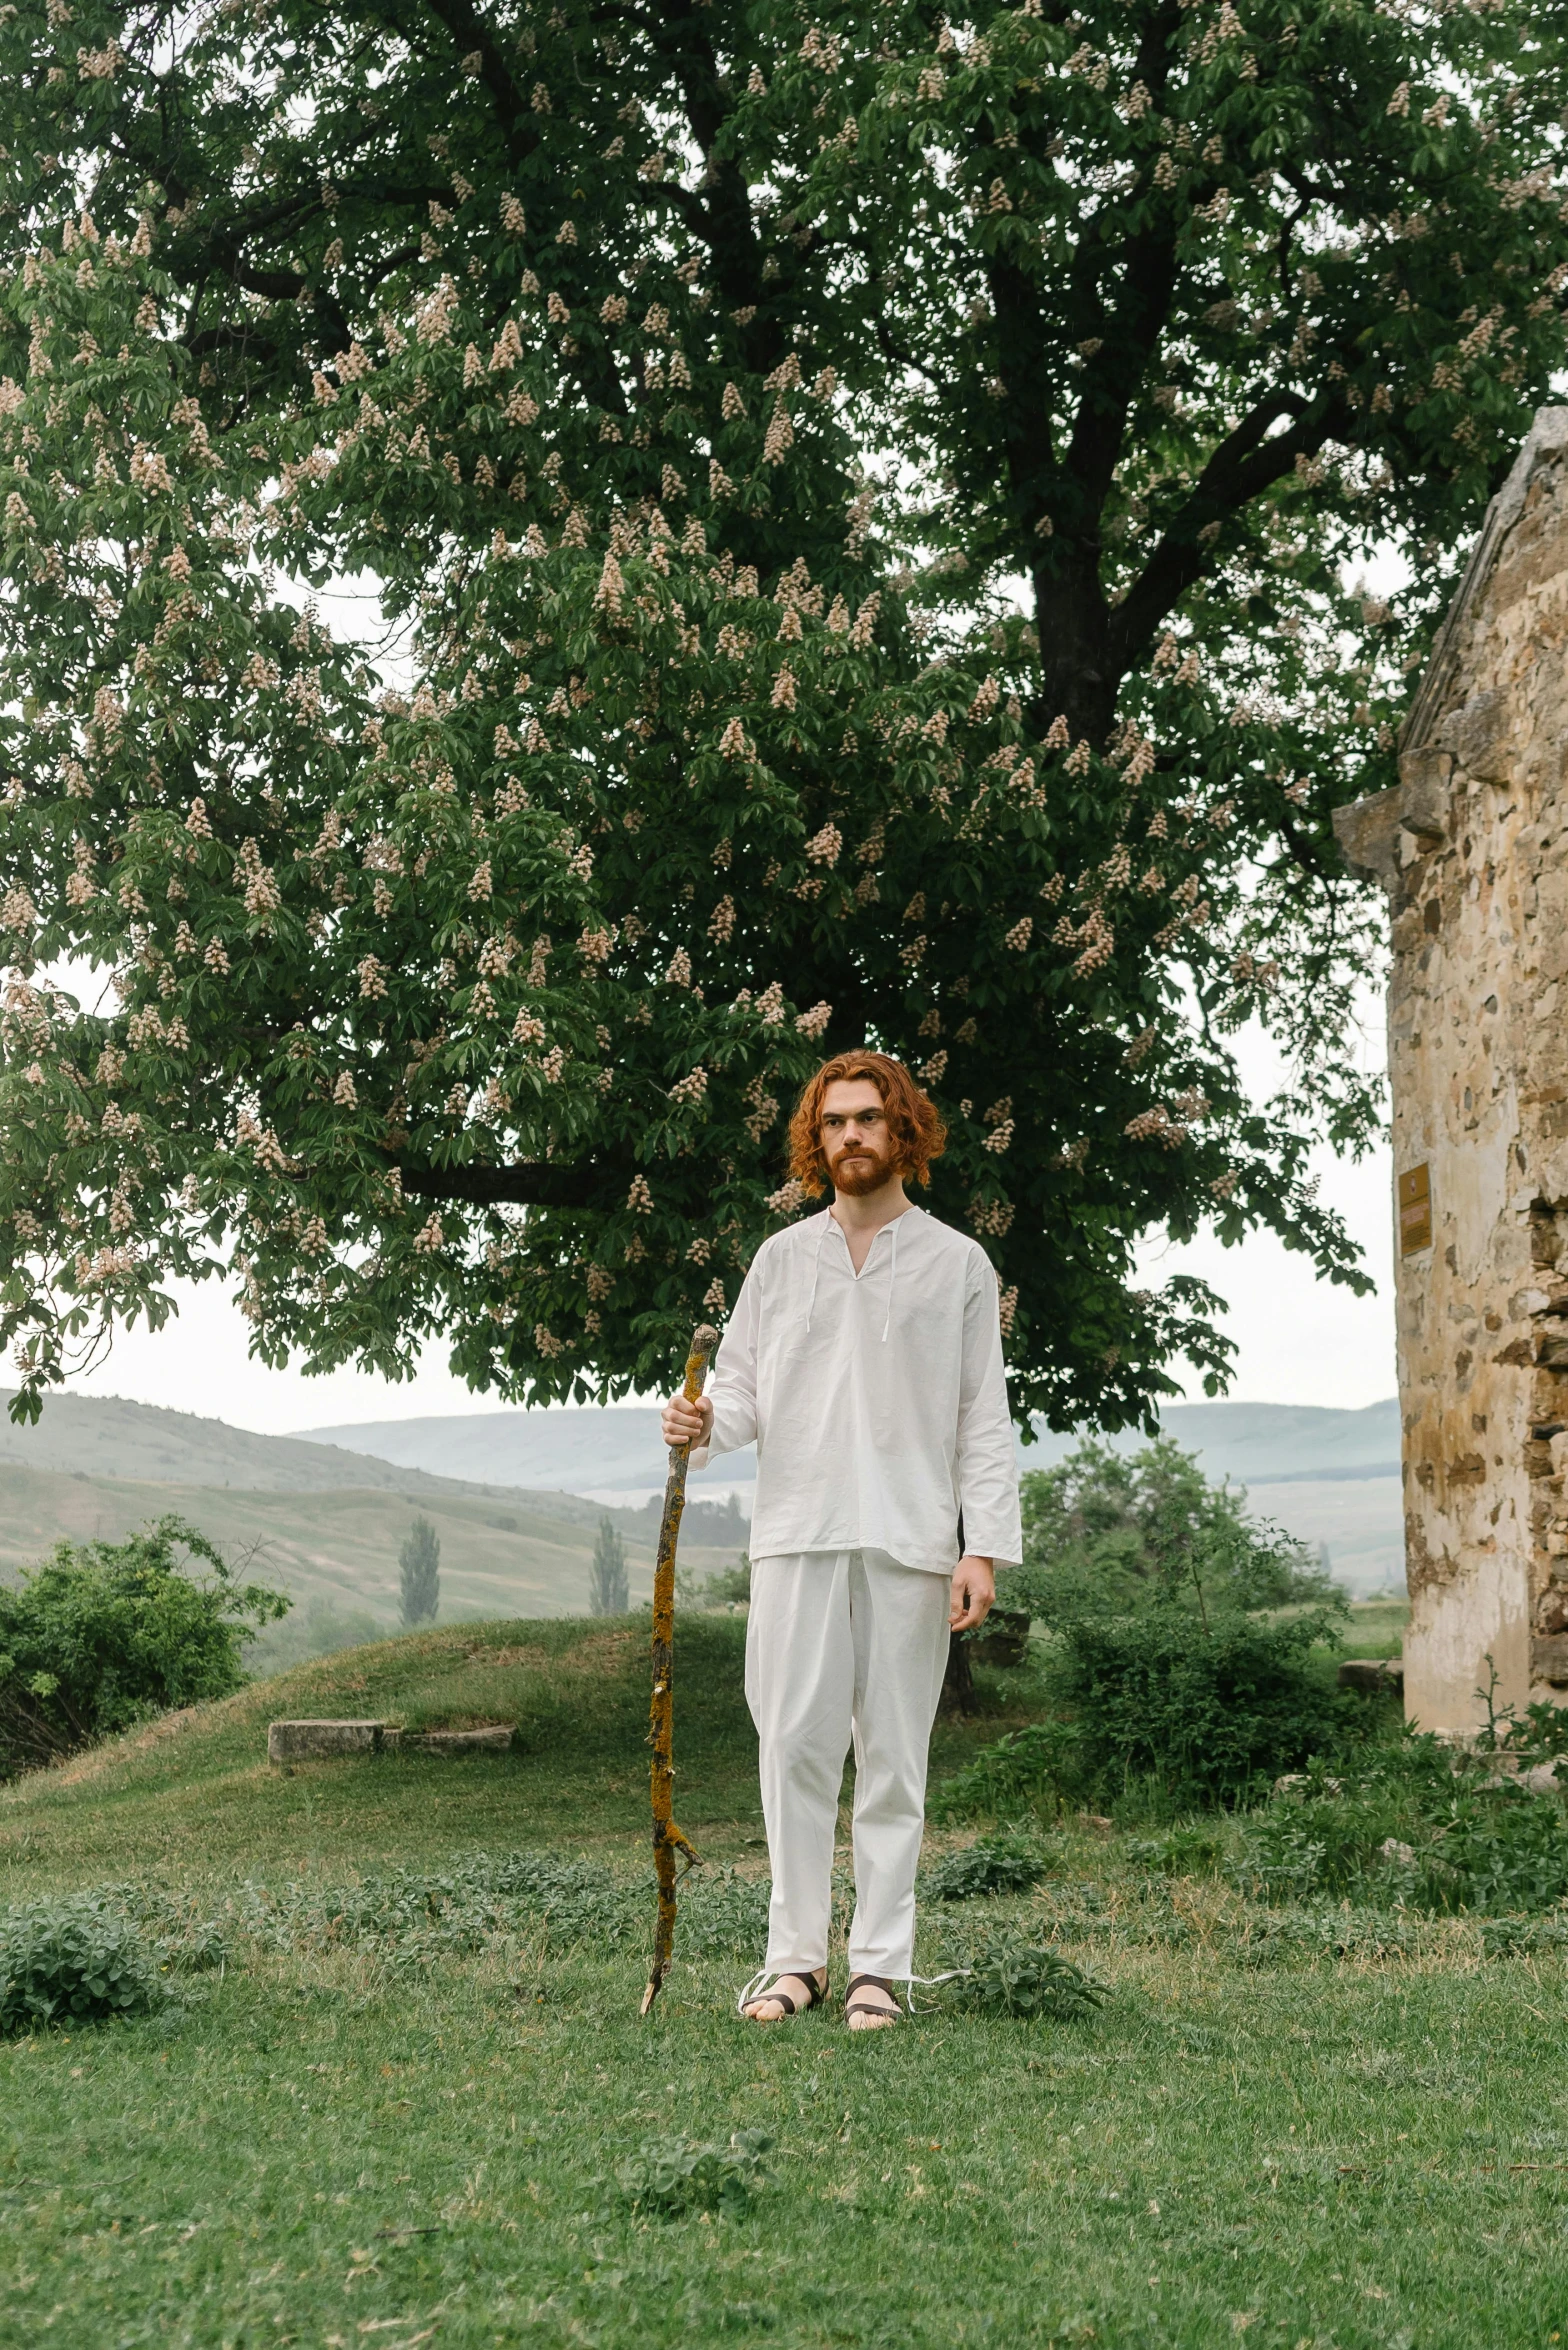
694, 1204, 1022, 1577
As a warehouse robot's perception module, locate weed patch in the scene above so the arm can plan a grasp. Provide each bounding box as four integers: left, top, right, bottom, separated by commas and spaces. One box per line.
97, 1849, 775, 1974
616, 2128, 773, 2218
923, 1828, 1058, 1900
934, 1935, 1105, 2019
1232, 1742, 1568, 1914
0, 1895, 165, 2033
1124, 1823, 1224, 1876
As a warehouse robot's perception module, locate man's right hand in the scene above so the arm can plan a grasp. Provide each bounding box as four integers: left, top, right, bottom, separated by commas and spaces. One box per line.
661, 1392, 713, 1450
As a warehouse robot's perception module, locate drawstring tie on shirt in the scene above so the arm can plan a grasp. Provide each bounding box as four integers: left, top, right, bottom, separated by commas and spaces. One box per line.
804, 1209, 902, 1338
803, 1211, 830, 1333
881, 1212, 899, 1341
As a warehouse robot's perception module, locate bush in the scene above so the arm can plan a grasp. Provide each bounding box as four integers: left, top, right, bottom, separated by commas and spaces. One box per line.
242, 1597, 388, 1676
1004, 1438, 1342, 1630
958, 1437, 1356, 1819
1233, 1740, 1568, 1915
937, 1937, 1105, 2021
680, 1552, 752, 1609
928, 1720, 1081, 1823
1049, 1606, 1352, 1810
0, 1898, 164, 2035
925, 1830, 1056, 1901
617, 2130, 773, 2218
0, 1515, 289, 1778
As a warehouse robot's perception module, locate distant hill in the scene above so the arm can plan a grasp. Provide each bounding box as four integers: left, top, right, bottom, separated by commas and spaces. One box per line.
0, 1385, 1404, 1604
0, 1391, 749, 1640
297, 1392, 1405, 1598
1023, 1397, 1402, 1485
297, 1394, 1401, 1495
0, 1387, 505, 1499
0, 1459, 668, 1622
0, 1385, 742, 1532
296, 1403, 753, 1499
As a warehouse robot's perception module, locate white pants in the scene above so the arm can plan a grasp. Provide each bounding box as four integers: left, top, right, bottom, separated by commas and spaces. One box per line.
744, 1548, 952, 1982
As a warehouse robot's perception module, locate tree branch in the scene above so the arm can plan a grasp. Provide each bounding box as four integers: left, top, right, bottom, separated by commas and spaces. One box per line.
394, 1155, 629, 1208
1107, 389, 1352, 674
371, 0, 538, 174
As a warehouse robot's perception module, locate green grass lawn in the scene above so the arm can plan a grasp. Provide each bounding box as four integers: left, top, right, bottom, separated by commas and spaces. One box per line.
1336, 1596, 1408, 1663
10, 1600, 1568, 2350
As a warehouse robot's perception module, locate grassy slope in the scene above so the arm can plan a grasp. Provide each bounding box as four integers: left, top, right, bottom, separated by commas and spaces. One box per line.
0, 1461, 747, 1628
7, 1603, 1568, 2350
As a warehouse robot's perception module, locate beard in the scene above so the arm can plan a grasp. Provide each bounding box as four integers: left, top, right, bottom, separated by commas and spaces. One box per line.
828, 1139, 897, 1196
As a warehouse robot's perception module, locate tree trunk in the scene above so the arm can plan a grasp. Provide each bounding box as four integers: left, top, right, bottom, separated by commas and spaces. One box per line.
940, 1629, 977, 1716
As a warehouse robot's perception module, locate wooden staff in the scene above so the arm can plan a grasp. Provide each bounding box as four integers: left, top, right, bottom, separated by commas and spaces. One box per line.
640, 1321, 718, 2017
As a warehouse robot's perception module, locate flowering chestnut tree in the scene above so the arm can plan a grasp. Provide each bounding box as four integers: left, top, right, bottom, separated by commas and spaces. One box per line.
0, 0, 1563, 1428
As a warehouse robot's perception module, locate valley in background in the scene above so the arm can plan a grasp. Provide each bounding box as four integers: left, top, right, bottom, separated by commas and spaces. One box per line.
0, 1386, 1404, 1669
0, 1390, 749, 1669
299, 1391, 1405, 1595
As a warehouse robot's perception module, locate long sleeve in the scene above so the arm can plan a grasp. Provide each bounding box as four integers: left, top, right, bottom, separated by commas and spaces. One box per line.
691, 1253, 762, 1467
954, 1256, 1022, 1567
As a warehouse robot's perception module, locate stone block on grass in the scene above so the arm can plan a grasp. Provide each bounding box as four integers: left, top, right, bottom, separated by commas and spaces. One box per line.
1337, 1659, 1404, 1695
406, 1725, 517, 1756
267, 1719, 388, 1763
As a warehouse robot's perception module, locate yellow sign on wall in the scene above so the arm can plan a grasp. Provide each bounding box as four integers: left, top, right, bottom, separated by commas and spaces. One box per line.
1398, 1162, 1433, 1256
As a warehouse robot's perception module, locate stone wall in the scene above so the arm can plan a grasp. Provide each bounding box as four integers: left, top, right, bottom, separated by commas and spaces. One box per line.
1335, 409, 1568, 1735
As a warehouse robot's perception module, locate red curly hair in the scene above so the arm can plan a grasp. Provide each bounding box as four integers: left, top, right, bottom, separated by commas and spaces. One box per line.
787, 1051, 947, 1196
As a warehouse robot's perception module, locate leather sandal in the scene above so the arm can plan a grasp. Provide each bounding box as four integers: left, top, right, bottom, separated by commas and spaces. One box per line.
743, 1968, 828, 2021
844, 1972, 903, 2029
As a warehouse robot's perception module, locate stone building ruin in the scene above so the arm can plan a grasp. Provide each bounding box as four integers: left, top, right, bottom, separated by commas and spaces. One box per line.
1335, 406, 1568, 1736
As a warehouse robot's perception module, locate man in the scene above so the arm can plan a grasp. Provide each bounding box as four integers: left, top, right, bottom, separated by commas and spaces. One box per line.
661, 1051, 1021, 2030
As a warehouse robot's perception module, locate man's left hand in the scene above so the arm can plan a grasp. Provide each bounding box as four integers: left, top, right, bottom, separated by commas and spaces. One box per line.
949, 1555, 995, 1634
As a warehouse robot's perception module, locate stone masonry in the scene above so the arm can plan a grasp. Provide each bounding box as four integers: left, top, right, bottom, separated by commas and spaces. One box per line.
1335, 407, 1568, 1735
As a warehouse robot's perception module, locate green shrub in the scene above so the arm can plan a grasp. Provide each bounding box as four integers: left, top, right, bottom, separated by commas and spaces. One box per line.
1050, 1606, 1351, 1810
679, 1553, 752, 1609
928, 1720, 1081, 1822
0, 1898, 164, 2035
967, 1438, 1356, 1818
925, 1830, 1056, 1901
617, 2130, 772, 2218
1234, 1741, 1568, 1915
0, 1515, 288, 1778
937, 1937, 1105, 2021
1004, 1438, 1342, 1630
1124, 1824, 1225, 1877
242, 1597, 388, 1676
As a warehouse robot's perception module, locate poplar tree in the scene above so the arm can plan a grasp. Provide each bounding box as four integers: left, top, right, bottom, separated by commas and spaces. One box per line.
589, 1515, 630, 1616
398, 1514, 441, 1628
1, 0, 1563, 1431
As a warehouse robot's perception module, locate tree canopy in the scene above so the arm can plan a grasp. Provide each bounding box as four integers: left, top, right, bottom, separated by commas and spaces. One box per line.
1005, 1433, 1342, 1624
1, 0, 1564, 1427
